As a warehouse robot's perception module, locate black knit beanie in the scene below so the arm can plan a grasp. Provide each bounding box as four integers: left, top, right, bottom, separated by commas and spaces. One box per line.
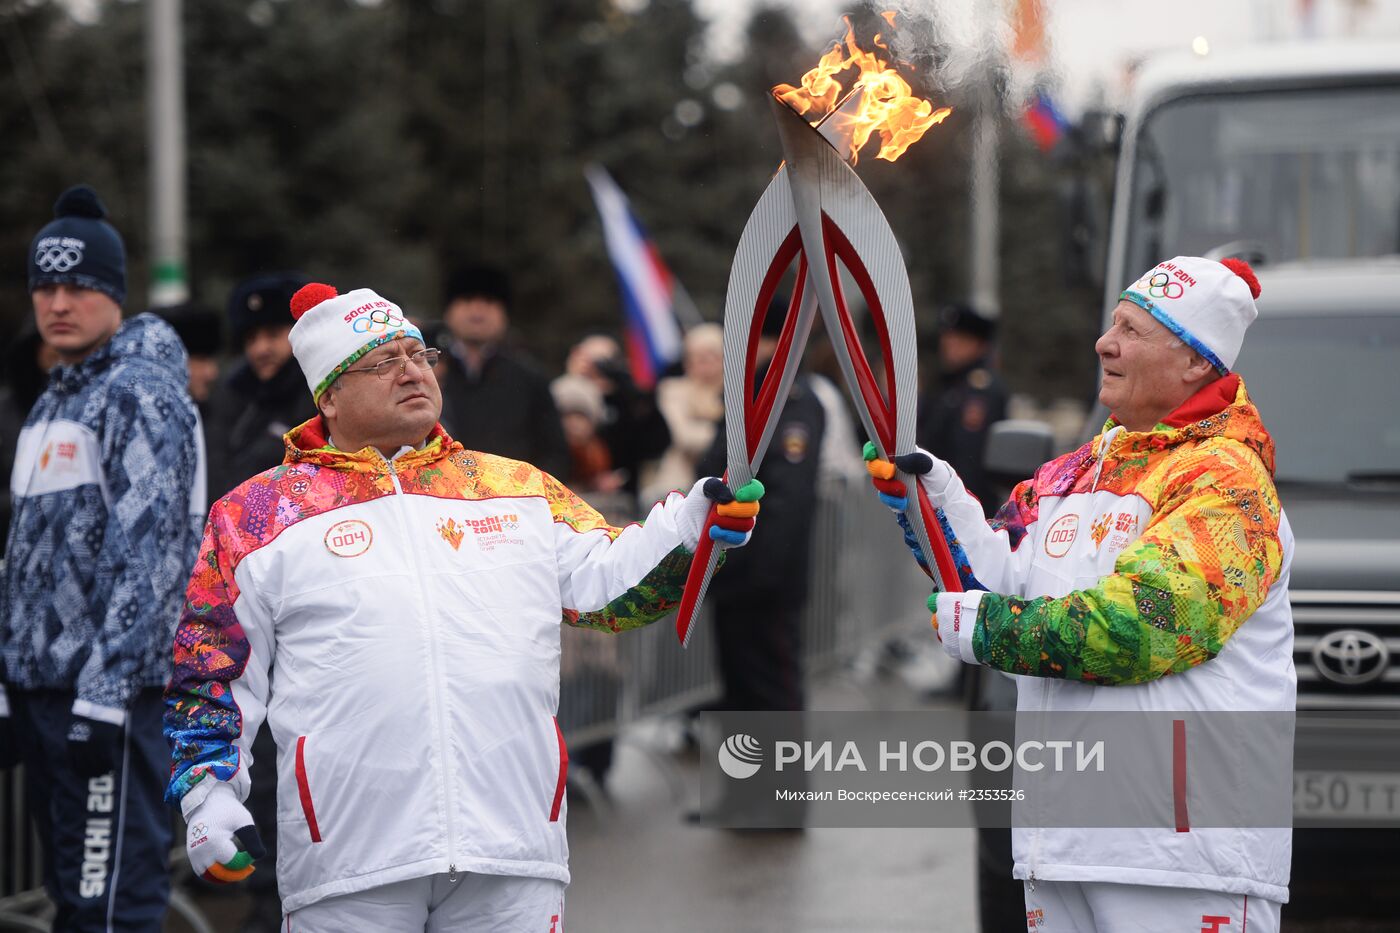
28, 184, 127, 305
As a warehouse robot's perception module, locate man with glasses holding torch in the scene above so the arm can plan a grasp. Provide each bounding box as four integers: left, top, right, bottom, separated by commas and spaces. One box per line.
164, 282, 762, 929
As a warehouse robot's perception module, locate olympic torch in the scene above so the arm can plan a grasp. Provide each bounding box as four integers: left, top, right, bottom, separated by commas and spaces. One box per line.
675, 15, 959, 646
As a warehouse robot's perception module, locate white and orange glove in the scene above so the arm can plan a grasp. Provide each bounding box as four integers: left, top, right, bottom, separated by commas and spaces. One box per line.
183, 780, 266, 884
925, 589, 986, 657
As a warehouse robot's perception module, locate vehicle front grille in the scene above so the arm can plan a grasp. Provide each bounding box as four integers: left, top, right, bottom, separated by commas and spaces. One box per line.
1291, 590, 1400, 709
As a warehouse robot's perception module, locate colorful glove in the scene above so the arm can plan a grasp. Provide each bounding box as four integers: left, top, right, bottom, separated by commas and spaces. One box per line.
928, 590, 986, 664
184, 780, 267, 884
702, 477, 765, 548
862, 441, 940, 511
67, 713, 124, 779
863, 442, 944, 570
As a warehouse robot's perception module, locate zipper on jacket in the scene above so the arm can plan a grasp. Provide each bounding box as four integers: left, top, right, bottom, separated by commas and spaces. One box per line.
386, 456, 458, 880
1089, 425, 1125, 493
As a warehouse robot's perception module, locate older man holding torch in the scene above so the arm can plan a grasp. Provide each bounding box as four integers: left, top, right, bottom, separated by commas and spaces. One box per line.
870, 256, 1293, 933
163, 282, 762, 929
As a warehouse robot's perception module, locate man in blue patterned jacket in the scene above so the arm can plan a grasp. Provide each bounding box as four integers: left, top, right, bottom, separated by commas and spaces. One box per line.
0, 185, 204, 932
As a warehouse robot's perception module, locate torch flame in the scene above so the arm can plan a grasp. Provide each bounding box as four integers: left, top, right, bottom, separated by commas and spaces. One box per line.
773, 14, 952, 165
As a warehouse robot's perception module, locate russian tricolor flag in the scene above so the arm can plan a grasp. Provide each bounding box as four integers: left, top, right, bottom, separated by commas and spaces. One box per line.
585, 165, 685, 390
1024, 90, 1070, 153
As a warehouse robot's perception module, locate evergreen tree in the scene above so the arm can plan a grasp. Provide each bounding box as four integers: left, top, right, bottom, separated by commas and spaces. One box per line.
0, 0, 1103, 402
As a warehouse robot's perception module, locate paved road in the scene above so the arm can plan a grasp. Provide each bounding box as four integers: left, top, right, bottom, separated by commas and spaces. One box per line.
563, 724, 979, 932
560, 664, 981, 932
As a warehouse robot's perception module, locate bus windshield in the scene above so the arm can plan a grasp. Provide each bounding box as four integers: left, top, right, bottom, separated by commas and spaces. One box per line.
1234, 314, 1400, 485
1124, 85, 1400, 276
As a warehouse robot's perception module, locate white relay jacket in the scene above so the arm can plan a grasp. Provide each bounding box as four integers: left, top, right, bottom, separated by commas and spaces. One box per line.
165, 420, 709, 910
924, 376, 1295, 902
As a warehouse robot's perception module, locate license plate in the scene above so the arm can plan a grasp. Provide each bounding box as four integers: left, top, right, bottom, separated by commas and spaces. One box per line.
1293, 770, 1400, 820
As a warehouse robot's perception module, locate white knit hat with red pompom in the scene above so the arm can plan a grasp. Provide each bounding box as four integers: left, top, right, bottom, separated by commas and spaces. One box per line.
287, 283, 425, 401
1120, 256, 1262, 373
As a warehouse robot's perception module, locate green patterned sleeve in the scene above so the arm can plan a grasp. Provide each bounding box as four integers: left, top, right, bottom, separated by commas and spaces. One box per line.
563, 544, 694, 634
969, 445, 1283, 685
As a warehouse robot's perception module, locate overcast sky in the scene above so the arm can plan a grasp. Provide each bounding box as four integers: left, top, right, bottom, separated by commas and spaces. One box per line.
693, 0, 1400, 113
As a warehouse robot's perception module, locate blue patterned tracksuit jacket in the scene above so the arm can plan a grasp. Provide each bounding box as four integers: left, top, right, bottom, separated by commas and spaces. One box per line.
1, 313, 204, 722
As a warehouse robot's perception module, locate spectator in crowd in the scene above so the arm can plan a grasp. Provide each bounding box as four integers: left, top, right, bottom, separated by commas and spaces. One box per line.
1, 184, 203, 932
0, 327, 57, 551
163, 281, 761, 927
645, 323, 724, 503
435, 263, 568, 478
917, 303, 1007, 515
203, 273, 315, 500
156, 302, 224, 415
551, 373, 625, 496
154, 303, 220, 507
564, 333, 671, 504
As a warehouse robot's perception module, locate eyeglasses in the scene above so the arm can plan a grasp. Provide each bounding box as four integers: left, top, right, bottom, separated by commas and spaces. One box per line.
342, 348, 441, 381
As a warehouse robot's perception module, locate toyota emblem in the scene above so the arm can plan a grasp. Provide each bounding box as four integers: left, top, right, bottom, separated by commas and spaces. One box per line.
1312, 629, 1389, 686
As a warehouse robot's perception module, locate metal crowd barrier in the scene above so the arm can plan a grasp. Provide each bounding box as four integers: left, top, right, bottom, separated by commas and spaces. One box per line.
0, 479, 933, 918
1, 769, 43, 905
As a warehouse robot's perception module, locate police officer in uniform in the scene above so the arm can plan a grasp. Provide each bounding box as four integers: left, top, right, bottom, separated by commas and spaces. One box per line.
918, 304, 1006, 516
700, 300, 825, 715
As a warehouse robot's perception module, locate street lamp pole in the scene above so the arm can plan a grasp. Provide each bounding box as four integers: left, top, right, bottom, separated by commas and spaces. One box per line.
969, 2, 1002, 318
969, 90, 1001, 318
147, 0, 188, 306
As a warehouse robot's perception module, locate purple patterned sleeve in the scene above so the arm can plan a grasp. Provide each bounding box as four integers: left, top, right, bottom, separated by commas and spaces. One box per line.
162, 517, 252, 804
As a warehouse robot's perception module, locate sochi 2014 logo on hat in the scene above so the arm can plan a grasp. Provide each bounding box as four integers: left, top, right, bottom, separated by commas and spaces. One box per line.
35, 236, 86, 273
1131, 259, 1199, 301
341, 297, 405, 335
1132, 270, 1183, 300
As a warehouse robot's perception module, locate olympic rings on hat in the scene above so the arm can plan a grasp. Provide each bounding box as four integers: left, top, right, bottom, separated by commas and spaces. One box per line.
1134, 271, 1184, 300
350, 308, 407, 334
35, 245, 85, 273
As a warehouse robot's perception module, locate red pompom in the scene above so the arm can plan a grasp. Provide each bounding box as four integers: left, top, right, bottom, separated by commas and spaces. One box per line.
1220, 258, 1261, 300
290, 283, 338, 320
